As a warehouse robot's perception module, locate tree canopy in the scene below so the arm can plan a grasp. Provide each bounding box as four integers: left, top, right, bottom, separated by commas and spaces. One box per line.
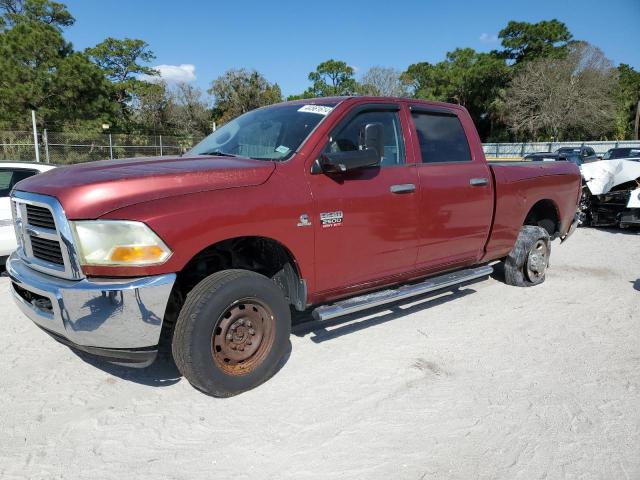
0, 3, 637, 142
208, 68, 282, 123
499, 19, 573, 63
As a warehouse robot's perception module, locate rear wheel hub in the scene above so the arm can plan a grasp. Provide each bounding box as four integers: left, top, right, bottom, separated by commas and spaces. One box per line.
525, 239, 548, 282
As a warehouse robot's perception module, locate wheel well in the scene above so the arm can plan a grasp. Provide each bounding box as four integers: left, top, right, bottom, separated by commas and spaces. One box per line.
174, 236, 305, 308
159, 237, 306, 354
523, 200, 560, 237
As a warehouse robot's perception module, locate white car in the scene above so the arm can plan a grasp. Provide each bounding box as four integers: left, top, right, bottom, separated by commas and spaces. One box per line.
1, 162, 56, 265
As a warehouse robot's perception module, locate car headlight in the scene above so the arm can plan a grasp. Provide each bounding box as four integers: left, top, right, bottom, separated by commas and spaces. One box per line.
70, 220, 172, 266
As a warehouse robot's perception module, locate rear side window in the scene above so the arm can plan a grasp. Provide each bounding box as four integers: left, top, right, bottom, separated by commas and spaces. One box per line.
411, 111, 471, 163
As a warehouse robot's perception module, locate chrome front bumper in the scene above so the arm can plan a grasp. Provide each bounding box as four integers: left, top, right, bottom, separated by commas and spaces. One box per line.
7, 253, 176, 367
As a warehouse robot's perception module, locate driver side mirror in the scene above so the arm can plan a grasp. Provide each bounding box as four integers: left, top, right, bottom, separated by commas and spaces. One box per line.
318, 123, 384, 174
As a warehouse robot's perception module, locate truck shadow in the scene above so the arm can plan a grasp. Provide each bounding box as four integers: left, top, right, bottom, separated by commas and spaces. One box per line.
292, 286, 477, 343
71, 284, 484, 388
72, 350, 183, 387
72, 341, 293, 390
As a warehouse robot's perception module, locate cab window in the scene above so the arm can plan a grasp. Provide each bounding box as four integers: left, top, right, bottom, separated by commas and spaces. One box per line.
0, 168, 39, 197
411, 111, 471, 163
325, 110, 405, 167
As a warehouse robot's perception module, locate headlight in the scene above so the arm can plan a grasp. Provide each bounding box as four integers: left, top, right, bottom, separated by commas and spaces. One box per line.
70, 220, 172, 266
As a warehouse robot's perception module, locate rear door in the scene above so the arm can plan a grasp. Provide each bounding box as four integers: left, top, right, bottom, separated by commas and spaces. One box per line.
308, 103, 420, 293
408, 105, 494, 271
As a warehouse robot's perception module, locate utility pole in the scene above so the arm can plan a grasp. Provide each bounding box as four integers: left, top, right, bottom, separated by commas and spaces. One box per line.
31, 110, 40, 163
635, 100, 639, 141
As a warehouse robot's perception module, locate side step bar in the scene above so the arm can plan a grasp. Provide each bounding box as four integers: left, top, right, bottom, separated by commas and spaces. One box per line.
312, 265, 493, 321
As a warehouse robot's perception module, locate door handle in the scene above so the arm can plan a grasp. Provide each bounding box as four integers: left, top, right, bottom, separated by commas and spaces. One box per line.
390, 183, 416, 194
469, 178, 488, 186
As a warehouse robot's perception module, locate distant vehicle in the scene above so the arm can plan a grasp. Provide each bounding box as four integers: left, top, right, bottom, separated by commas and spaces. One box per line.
523, 152, 559, 162
559, 153, 584, 167
602, 147, 640, 160
525, 153, 585, 167
524, 146, 599, 164
555, 146, 599, 163
1, 162, 56, 265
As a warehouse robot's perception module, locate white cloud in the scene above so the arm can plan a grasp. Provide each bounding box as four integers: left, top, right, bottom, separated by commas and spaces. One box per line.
479, 33, 498, 43
142, 64, 197, 84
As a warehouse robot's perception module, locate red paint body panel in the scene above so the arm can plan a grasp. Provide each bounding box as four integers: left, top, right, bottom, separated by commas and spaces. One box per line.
18, 156, 275, 219
15, 97, 581, 307
406, 102, 494, 271
482, 163, 582, 261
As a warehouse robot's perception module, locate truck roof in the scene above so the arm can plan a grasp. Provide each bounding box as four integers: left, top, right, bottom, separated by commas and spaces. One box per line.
280, 96, 469, 111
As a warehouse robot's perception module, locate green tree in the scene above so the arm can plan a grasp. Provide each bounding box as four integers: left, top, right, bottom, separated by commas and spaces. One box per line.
302, 59, 358, 97
208, 68, 281, 123
0, 0, 73, 30
0, 10, 115, 130
85, 37, 157, 115
402, 49, 510, 139
499, 19, 573, 63
170, 82, 211, 136
613, 64, 640, 139
132, 80, 173, 133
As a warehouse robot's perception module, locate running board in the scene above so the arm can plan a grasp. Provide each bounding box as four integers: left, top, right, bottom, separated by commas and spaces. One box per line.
312, 265, 493, 321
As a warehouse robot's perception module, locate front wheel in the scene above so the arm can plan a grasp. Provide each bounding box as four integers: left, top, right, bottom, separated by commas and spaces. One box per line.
172, 269, 291, 397
504, 225, 550, 287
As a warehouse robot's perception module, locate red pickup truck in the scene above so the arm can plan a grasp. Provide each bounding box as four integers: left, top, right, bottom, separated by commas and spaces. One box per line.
7, 97, 581, 396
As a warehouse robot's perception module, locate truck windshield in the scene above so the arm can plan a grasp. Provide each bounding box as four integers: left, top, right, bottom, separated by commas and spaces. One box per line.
189, 103, 338, 161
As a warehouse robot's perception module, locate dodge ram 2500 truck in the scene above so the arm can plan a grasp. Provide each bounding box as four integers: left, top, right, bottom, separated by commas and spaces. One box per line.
7, 97, 581, 396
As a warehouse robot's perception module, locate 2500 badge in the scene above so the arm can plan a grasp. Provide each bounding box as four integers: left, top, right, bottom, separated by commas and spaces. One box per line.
320, 211, 343, 228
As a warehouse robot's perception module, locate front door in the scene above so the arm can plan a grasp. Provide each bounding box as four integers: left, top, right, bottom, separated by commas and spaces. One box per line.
309, 104, 420, 294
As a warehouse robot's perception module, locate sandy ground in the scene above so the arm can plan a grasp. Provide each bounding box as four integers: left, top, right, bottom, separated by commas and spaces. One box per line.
0, 228, 639, 480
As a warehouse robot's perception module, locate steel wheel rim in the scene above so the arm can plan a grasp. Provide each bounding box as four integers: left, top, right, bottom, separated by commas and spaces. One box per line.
525, 239, 548, 282
211, 298, 276, 376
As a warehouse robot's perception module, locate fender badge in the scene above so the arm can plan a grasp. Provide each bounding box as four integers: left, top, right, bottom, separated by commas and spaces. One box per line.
297, 214, 312, 227
320, 211, 343, 228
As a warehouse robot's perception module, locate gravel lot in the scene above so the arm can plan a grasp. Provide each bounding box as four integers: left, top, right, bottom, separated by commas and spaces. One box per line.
1, 228, 639, 480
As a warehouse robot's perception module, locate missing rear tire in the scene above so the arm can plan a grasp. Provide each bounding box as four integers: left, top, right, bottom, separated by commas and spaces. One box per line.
504, 226, 550, 287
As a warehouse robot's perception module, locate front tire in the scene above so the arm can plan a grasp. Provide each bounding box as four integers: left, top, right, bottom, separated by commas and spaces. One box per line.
504, 226, 550, 287
172, 269, 291, 397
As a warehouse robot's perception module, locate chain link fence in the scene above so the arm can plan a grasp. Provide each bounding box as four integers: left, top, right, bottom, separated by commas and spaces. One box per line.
483, 140, 640, 159
2, 130, 640, 164
0, 130, 205, 164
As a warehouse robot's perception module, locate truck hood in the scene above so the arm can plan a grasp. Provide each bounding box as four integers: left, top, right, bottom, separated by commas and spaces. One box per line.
14, 155, 276, 219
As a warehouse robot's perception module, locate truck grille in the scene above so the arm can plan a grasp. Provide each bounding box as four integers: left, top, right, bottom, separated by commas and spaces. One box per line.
26, 204, 56, 229
10, 192, 83, 280
29, 236, 64, 265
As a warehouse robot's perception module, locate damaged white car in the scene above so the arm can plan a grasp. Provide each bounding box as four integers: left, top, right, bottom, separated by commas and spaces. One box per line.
579, 159, 640, 228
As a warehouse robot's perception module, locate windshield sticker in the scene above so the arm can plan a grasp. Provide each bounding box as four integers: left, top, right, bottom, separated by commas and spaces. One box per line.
298, 105, 334, 115
275, 145, 291, 155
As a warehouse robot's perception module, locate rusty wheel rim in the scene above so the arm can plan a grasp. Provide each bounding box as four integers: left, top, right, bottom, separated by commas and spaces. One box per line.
211, 298, 276, 376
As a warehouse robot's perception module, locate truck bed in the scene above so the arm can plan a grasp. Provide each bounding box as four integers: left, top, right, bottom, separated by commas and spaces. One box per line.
482, 161, 582, 261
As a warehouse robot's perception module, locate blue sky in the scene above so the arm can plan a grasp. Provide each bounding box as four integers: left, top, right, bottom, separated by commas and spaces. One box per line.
63, 0, 640, 97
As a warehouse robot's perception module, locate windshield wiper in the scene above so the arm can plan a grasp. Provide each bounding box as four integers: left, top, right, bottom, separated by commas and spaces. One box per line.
202, 150, 240, 157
